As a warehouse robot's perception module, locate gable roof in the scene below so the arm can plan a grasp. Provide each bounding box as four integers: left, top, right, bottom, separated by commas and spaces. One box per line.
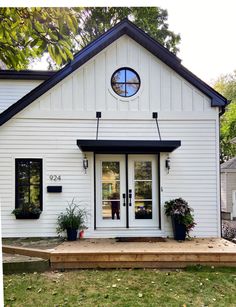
0, 19, 228, 127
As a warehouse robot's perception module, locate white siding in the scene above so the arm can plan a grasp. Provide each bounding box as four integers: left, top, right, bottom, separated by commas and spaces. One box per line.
226, 173, 236, 213
0, 118, 219, 238
0, 80, 42, 113
221, 172, 227, 211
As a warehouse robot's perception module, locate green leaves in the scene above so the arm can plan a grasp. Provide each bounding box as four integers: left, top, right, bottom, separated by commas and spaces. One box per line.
214, 71, 236, 162
0, 7, 80, 69
0, 7, 180, 70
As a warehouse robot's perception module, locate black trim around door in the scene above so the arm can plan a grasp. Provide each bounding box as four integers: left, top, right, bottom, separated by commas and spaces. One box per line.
125, 154, 129, 228
94, 153, 161, 230
94, 153, 96, 230
157, 153, 161, 230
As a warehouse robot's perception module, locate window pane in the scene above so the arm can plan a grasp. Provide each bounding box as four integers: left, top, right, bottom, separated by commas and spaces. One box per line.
18, 185, 29, 208
134, 161, 152, 180
111, 70, 125, 83
135, 201, 152, 219
30, 185, 40, 207
112, 83, 126, 96
126, 83, 139, 96
102, 200, 120, 220
18, 161, 29, 185
102, 162, 120, 180
111, 68, 140, 97
135, 181, 152, 199
102, 182, 120, 200
16, 159, 42, 210
126, 70, 139, 83
30, 161, 41, 184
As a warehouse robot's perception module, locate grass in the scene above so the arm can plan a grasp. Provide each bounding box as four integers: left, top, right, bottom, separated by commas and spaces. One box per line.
4, 266, 236, 306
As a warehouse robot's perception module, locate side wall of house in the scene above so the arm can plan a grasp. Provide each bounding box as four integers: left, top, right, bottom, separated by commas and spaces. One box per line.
226, 172, 236, 214
0, 35, 221, 238
0, 80, 42, 113
221, 172, 227, 211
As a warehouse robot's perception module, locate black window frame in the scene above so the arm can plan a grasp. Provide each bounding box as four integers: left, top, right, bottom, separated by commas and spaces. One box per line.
111, 67, 141, 98
15, 158, 43, 210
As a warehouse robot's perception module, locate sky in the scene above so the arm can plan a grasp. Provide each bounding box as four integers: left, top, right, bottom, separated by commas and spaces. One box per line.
156, 0, 236, 84
5, 0, 236, 85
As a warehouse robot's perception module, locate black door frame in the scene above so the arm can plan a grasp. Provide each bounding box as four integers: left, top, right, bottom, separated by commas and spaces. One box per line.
93, 152, 161, 230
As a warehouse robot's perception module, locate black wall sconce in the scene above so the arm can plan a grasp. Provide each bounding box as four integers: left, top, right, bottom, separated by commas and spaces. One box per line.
83, 154, 88, 173
165, 156, 171, 174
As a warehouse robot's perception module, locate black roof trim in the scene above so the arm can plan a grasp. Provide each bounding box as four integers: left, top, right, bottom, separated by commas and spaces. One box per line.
0, 70, 56, 80
77, 139, 181, 154
0, 19, 228, 127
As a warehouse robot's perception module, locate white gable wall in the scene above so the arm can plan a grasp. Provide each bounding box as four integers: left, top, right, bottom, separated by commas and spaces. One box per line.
0, 80, 42, 113
0, 35, 221, 238
17, 35, 213, 119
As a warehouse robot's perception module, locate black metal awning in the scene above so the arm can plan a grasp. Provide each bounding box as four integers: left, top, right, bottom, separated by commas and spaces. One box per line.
77, 140, 181, 154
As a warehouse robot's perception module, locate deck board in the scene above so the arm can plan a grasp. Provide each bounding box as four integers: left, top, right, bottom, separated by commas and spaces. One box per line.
3, 238, 236, 269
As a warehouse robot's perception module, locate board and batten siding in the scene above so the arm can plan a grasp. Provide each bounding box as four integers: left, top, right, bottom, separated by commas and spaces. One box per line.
0, 118, 219, 237
0, 34, 220, 237
0, 80, 42, 113
17, 35, 213, 120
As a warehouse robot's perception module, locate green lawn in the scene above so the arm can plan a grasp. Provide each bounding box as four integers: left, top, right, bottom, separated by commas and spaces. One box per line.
4, 266, 236, 306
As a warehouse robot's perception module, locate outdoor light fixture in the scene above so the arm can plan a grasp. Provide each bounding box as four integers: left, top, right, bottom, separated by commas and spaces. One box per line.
83, 154, 88, 173
165, 156, 171, 174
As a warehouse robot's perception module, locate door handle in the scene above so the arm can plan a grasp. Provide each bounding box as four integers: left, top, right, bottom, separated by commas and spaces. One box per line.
122, 193, 126, 207
129, 189, 132, 206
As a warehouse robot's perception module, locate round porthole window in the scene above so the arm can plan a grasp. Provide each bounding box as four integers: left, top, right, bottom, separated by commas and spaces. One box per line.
111, 67, 140, 97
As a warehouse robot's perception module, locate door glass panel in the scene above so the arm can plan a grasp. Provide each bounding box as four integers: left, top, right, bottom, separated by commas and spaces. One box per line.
134, 161, 153, 220
134, 161, 152, 180
102, 182, 120, 200
102, 200, 120, 220
102, 162, 120, 180
102, 161, 120, 220
135, 181, 152, 199
135, 201, 152, 219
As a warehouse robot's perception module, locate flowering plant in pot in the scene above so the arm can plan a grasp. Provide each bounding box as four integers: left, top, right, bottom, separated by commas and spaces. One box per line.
164, 198, 196, 240
12, 203, 42, 219
56, 199, 87, 241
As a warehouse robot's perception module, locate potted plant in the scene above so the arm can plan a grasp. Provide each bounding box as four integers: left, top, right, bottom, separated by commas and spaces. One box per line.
164, 198, 196, 241
56, 199, 87, 241
12, 203, 42, 219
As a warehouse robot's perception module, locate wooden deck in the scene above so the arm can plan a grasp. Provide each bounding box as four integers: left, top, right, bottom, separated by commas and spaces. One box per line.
3, 238, 236, 269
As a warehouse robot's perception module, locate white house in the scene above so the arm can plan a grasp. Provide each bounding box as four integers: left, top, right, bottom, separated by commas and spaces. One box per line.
0, 19, 228, 238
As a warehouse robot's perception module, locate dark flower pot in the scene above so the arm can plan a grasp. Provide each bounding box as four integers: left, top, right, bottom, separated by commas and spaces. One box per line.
66, 228, 78, 241
15, 212, 41, 219
171, 216, 186, 241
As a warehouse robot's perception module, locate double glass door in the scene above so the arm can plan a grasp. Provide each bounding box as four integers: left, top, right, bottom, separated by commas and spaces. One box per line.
96, 154, 158, 229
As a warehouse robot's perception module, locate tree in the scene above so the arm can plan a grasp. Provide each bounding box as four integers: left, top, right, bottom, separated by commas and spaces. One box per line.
0, 7, 180, 70
77, 7, 180, 53
0, 8, 79, 69
214, 71, 236, 163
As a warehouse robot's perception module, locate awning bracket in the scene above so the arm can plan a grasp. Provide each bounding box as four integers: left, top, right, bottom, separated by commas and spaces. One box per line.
153, 112, 161, 141
96, 111, 101, 140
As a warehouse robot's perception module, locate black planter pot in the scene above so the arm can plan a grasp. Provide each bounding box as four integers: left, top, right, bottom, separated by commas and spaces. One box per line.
66, 228, 78, 241
171, 216, 186, 241
15, 212, 41, 219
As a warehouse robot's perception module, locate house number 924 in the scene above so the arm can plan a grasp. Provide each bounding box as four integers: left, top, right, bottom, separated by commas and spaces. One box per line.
49, 175, 61, 181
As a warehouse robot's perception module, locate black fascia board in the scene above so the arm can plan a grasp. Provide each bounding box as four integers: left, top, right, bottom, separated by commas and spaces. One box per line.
0, 19, 228, 127
0, 70, 56, 80
77, 139, 181, 154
